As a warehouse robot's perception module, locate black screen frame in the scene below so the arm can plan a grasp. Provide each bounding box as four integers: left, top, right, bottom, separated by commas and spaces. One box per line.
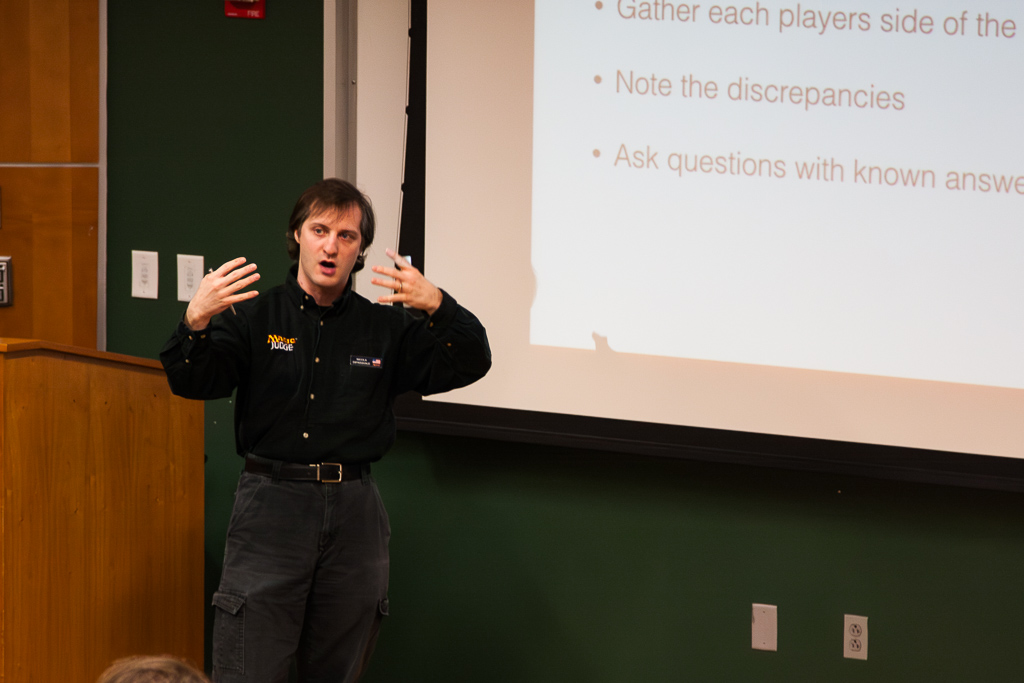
393, 0, 1024, 493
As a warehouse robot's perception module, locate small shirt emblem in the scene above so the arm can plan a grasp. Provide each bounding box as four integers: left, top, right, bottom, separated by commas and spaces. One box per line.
268, 334, 296, 352
350, 355, 383, 369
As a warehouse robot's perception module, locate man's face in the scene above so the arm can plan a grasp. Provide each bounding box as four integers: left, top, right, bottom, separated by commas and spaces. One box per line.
293, 206, 363, 305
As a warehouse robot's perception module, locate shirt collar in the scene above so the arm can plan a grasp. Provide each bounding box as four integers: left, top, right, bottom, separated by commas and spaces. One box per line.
285, 264, 353, 311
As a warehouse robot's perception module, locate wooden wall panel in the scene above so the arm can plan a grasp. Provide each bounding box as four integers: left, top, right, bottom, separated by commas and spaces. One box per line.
0, 0, 31, 160
1, 346, 204, 682
27, 169, 75, 344
29, 1, 73, 162
0, 168, 98, 347
0, 0, 99, 163
69, 0, 101, 162
71, 169, 99, 347
0, 170, 35, 338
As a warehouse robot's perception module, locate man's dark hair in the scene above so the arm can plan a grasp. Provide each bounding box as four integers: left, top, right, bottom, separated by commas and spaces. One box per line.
286, 178, 376, 273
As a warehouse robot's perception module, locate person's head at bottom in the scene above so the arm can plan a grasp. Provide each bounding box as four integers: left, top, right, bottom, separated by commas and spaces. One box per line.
97, 655, 209, 683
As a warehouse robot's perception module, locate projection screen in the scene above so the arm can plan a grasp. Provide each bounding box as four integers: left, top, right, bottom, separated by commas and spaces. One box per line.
417, 0, 1023, 461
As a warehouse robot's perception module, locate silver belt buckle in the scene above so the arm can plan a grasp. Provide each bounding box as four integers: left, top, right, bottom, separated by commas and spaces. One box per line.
317, 462, 343, 483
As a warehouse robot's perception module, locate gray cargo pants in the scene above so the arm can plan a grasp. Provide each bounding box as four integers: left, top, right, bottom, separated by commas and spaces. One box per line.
212, 467, 390, 683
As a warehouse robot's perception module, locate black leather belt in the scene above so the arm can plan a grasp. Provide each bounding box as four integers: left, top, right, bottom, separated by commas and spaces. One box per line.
244, 456, 367, 483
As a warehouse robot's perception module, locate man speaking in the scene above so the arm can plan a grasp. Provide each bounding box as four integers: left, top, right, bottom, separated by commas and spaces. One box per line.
161, 178, 491, 682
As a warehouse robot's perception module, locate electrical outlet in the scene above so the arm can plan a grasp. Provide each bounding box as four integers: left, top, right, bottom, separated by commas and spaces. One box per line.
177, 254, 204, 302
844, 614, 868, 660
752, 604, 777, 651
132, 250, 159, 299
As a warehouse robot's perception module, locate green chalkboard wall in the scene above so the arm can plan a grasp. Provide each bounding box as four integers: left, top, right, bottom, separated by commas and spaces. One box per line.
107, 5, 1024, 682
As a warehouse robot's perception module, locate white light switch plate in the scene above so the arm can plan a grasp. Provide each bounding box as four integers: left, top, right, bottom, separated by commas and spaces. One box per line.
132, 250, 159, 299
752, 604, 778, 651
177, 254, 204, 302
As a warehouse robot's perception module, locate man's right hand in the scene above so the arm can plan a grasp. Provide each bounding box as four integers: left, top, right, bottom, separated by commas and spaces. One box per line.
184, 257, 260, 330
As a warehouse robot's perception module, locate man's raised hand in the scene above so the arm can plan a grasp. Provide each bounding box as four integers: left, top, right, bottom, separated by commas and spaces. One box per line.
370, 249, 443, 315
184, 257, 260, 330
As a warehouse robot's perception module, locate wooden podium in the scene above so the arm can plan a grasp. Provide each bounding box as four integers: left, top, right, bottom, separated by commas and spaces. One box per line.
0, 339, 204, 681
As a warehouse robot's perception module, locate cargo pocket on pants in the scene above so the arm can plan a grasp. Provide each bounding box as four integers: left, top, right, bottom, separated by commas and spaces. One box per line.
212, 591, 246, 674
356, 597, 390, 680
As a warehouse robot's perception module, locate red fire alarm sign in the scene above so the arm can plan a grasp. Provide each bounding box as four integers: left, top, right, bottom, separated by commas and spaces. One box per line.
225, 0, 265, 20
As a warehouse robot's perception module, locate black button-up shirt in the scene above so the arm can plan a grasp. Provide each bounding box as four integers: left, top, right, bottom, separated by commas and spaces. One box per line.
160, 266, 491, 464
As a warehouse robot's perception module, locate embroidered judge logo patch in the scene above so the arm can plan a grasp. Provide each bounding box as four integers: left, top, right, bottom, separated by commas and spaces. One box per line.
350, 355, 383, 369
268, 334, 296, 352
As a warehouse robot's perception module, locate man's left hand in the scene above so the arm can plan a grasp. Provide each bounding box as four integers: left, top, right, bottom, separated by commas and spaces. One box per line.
370, 249, 443, 315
